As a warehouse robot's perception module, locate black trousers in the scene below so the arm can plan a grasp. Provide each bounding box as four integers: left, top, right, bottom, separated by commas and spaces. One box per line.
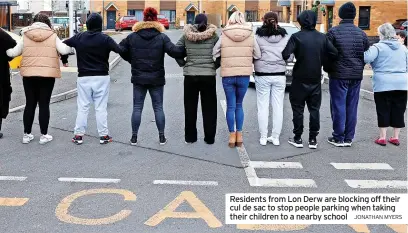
374, 90, 407, 128
184, 75, 217, 143
289, 81, 322, 139
23, 77, 55, 135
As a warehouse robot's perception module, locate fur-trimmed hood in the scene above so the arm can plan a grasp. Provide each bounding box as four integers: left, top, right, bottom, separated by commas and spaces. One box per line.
132, 21, 165, 33
184, 24, 217, 42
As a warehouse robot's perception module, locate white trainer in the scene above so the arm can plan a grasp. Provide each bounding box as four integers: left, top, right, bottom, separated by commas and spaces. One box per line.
22, 134, 34, 144
39, 134, 53, 144
267, 136, 280, 146
259, 137, 267, 146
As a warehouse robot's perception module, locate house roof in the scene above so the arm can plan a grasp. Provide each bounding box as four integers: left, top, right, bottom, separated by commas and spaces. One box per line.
105, 2, 119, 10
185, 3, 198, 11
227, 4, 239, 12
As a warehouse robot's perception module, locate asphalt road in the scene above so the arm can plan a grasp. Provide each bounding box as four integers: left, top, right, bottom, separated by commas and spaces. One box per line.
0, 29, 406, 233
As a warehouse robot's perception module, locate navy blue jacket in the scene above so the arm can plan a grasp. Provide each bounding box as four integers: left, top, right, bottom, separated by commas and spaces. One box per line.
326, 19, 370, 80
119, 21, 185, 86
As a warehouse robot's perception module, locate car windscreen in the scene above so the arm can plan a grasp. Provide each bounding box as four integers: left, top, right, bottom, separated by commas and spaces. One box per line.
252, 25, 299, 36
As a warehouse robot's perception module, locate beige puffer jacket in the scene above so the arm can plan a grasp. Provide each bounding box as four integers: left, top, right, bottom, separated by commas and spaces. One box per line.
220, 24, 254, 77
21, 23, 61, 78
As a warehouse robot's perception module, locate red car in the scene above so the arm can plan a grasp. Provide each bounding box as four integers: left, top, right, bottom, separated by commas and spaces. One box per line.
115, 16, 137, 31
158, 14, 169, 29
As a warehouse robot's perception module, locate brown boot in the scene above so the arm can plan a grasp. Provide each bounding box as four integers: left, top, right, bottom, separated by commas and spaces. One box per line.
228, 132, 236, 148
236, 131, 243, 147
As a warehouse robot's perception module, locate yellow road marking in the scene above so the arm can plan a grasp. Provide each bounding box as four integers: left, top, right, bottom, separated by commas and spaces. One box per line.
0, 198, 28, 206
387, 225, 408, 233
237, 224, 310, 231
144, 191, 222, 228
348, 224, 370, 232
55, 189, 136, 225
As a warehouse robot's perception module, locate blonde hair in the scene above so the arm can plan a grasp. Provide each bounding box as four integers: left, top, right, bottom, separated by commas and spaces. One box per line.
227, 11, 246, 26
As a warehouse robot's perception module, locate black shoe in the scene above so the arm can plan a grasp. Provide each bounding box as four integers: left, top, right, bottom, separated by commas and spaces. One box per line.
308, 138, 318, 149
159, 134, 167, 145
72, 135, 83, 145
288, 137, 303, 148
130, 135, 137, 146
344, 139, 352, 147
100, 135, 113, 144
204, 138, 215, 145
327, 137, 344, 147
0, 132, 3, 139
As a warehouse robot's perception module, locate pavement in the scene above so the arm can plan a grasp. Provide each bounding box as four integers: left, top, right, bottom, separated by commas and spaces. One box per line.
0, 29, 406, 233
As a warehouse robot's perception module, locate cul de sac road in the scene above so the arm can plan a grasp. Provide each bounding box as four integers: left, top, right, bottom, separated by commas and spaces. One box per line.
0, 30, 406, 233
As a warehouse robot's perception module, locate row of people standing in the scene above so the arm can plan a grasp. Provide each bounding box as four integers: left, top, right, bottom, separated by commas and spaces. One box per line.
0, 3, 406, 149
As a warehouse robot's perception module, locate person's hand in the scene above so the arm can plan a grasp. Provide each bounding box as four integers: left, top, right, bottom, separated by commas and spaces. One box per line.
63, 63, 69, 67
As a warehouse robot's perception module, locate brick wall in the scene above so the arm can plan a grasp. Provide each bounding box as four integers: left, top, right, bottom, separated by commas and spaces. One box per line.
332, 0, 407, 36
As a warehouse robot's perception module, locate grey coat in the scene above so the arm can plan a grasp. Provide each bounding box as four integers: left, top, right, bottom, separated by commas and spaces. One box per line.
176, 24, 219, 76
254, 34, 290, 74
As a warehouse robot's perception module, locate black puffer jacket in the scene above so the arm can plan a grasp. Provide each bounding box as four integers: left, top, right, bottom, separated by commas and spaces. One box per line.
326, 19, 370, 80
0, 28, 16, 119
119, 21, 185, 85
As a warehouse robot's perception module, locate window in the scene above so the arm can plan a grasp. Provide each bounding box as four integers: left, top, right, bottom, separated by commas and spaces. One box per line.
245, 11, 258, 22
296, 5, 301, 19
160, 10, 176, 23
127, 10, 143, 21
358, 6, 370, 30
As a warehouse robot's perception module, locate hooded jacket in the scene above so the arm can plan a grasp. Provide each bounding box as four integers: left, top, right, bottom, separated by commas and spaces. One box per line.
63, 13, 123, 77
364, 39, 408, 92
6, 22, 72, 78
213, 24, 261, 77
282, 11, 338, 83
254, 26, 290, 75
176, 24, 219, 76
0, 28, 16, 118
119, 21, 185, 85
326, 9, 369, 80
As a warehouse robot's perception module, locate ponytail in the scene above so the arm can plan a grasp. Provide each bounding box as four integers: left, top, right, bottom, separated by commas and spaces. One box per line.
197, 22, 207, 32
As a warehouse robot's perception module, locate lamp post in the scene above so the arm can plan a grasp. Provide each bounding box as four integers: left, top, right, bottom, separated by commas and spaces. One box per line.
68, 0, 74, 37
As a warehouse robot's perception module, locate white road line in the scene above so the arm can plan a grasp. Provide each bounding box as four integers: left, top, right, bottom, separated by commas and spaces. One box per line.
331, 163, 394, 170
0, 176, 27, 181
345, 180, 407, 189
153, 180, 218, 186
250, 161, 303, 169
58, 178, 121, 183
220, 100, 258, 185
256, 178, 317, 188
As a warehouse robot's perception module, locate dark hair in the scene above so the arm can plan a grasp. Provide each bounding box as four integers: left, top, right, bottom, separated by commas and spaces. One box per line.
263, 11, 278, 30
397, 31, 406, 38
33, 13, 52, 28
194, 14, 208, 32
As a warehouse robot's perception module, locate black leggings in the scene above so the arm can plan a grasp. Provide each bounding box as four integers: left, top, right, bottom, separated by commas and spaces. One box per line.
23, 77, 55, 135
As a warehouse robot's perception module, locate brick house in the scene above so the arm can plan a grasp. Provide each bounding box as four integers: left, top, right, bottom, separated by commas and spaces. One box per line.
88, 0, 406, 33
282, 0, 407, 37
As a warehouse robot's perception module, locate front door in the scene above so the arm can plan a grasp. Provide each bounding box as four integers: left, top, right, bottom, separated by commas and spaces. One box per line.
327, 6, 334, 30
107, 10, 116, 29
186, 11, 195, 25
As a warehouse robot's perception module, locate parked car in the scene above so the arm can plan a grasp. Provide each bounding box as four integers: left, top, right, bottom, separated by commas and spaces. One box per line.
249, 22, 326, 88
158, 14, 169, 29
115, 16, 137, 31
51, 17, 83, 33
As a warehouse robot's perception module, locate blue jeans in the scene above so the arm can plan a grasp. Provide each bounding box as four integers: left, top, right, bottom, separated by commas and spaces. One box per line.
132, 84, 165, 135
222, 76, 250, 132
329, 79, 361, 141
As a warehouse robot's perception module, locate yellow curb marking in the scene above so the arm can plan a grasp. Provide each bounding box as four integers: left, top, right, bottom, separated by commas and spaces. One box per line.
387, 225, 408, 233
237, 224, 310, 231
55, 189, 136, 225
144, 191, 222, 228
0, 198, 29, 206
